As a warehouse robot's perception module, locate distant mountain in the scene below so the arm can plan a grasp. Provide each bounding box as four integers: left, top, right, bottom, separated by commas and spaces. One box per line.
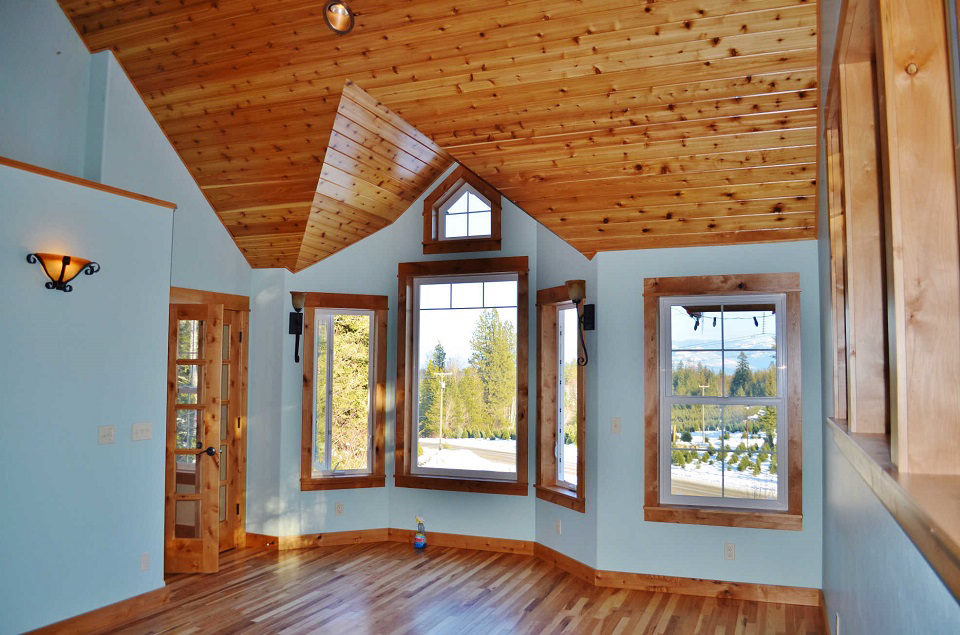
674, 332, 775, 351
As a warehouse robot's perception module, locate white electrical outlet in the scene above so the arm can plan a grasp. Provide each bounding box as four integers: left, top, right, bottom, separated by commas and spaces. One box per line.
132, 422, 152, 441
611, 417, 622, 434
140, 553, 150, 572
555, 519, 562, 535
98, 425, 115, 445
724, 543, 736, 560
335, 502, 344, 516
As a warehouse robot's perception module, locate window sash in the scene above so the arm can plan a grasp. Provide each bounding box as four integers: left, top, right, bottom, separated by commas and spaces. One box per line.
556, 303, 576, 489
437, 183, 493, 241
411, 272, 519, 480
658, 293, 788, 511
312, 309, 375, 476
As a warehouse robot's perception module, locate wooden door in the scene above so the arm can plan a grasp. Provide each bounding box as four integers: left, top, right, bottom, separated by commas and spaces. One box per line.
165, 303, 223, 573
218, 309, 248, 552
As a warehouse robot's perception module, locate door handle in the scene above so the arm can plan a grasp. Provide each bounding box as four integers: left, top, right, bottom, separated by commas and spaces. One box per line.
197, 445, 219, 470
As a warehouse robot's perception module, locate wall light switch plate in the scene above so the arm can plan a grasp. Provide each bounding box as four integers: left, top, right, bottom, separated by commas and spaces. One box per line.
98, 425, 115, 445
724, 543, 736, 561
140, 553, 150, 571
555, 519, 562, 535
132, 422, 152, 441
611, 417, 622, 435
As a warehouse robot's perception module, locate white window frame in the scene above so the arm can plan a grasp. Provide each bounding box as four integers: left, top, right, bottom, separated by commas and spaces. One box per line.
556, 303, 577, 490
312, 308, 376, 477
411, 271, 519, 480
658, 293, 788, 511
437, 182, 493, 241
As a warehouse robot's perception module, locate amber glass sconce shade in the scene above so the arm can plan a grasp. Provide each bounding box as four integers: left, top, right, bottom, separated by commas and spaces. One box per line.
27, 253, 100, 292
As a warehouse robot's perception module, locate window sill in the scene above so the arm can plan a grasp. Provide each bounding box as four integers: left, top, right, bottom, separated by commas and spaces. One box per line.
826, 416, 960, 602
535, 484, 585, 513
300, 475, 385, 491
395, 474, 527, 496
644, 505, 802, 530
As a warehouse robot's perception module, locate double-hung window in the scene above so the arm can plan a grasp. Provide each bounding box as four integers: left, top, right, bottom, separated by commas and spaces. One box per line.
396, 257, 528, 495
300, 293, 387, 490
644, 274, 802, 529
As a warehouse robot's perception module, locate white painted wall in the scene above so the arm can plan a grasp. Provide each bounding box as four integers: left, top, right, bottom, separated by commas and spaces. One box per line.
0, 165, 173, 634
594, 241, 823, 588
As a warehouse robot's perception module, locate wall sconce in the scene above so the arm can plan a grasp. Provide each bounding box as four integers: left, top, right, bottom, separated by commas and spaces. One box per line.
565, 279, 595, 366
323, 1, 354, 34
290, 292, 306, 363
26, 253, 100, 292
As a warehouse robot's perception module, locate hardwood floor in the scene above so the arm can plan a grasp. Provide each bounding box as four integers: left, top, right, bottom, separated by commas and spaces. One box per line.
104, 543, 822, 634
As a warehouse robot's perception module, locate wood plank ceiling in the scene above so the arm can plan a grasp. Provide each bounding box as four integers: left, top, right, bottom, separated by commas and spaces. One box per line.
59, 0, 818, 269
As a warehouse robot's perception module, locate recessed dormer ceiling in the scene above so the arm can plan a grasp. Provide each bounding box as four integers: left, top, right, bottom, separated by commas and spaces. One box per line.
58, 0, 817, 269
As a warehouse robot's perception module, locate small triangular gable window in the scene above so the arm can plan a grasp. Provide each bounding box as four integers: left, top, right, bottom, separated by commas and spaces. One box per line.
423, 166, 502, 254
440, 184, 492, 239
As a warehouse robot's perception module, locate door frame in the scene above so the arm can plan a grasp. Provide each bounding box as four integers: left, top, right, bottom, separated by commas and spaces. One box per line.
167, 287, 250, 567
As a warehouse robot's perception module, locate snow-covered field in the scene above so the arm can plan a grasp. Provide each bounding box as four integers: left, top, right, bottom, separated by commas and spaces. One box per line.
417, 438, 579, 485
671, 430, 778, 499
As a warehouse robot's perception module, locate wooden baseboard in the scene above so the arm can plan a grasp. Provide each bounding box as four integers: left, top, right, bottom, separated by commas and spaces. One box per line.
280, 528, 389, 550
389, 528, 534, 555
594, 569, 820, 606
534, 543, 596, 584
244, 532, 279, 550
30, 585, 171, 634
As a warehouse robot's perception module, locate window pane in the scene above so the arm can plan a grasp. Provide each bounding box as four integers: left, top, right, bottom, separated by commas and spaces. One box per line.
420, 283, 451, 309
671, 304, 722, 350
723, 350, 777, 397
314, 318, 328, 475
175, 454, 200, 495
219, 445, 227, 481
176, 410, 199, 449
417, 282, 518, 475
175, 499, 201, 539
219, 485, 227, 522
222, 324, 230, 361
467, 192, 491, 212
722, 304, 776, 350
221, 364, 229, 402
483, 280, 517, 307
721, 406, 778, 501
671, 351, 722, 396
468, 211, 491, 236
176, 364, 201, 404
448, 192, 469, 215
451, 282, 483, 308
330, 314, 372, 471
670, 404, 722, 497
177, 320, 202, 359
559, 306, 579, 486
220, 405, 228, 439
444, 213, 468, 238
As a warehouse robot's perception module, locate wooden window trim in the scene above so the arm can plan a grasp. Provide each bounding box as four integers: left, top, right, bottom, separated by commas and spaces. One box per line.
300, 292, 388, 491
535, 285, 585, 513
642, 273, 803, 530
422, 165, 502, 255
395, 257, 528, 496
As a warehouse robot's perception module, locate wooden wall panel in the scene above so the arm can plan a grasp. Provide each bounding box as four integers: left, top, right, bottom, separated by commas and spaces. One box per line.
59, 0, 819, 268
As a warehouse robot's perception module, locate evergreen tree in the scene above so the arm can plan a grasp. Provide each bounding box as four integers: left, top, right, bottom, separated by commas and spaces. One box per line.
469, 309, 517, 434
728, 351, 753, 396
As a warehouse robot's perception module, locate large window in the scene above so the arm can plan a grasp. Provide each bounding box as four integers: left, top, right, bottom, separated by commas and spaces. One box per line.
644, 274, 802, 529
536, 285, 585, 512
396, 257, 528, 495
300, 293, 387, 491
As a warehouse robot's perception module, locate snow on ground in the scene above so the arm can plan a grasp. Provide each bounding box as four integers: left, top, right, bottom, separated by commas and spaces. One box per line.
416, 438, 579, 484
671, 430, 778, 499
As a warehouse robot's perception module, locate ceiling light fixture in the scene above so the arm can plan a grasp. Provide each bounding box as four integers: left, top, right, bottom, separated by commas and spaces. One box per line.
323, 1, 354, 35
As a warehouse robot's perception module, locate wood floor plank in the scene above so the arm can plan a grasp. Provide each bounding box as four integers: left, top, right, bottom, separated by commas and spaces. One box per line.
58, 543, 826, 634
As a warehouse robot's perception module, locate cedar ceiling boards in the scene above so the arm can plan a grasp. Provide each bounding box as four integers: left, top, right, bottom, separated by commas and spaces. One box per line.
59, 0, 818, 269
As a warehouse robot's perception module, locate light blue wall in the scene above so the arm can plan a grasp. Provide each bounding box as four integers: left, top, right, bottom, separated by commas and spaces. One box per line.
0, 165, 173, 634
594, 241, 823, 588
817, 0, 960, 630
0, 0, 90, 177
